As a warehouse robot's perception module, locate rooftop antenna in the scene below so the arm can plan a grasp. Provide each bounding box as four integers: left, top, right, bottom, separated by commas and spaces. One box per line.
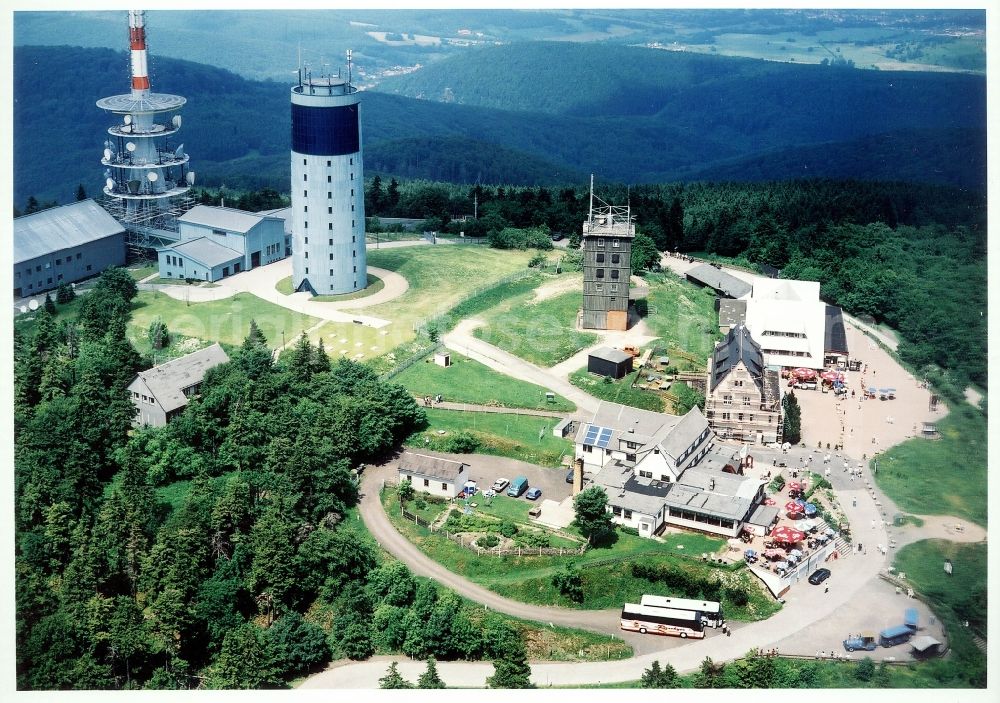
297, 43, 302, 86
347, 48, 353, 86
588, 173, 594, 226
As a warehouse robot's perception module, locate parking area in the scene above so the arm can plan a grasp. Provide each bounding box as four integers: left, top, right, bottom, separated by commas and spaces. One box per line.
446, 450, 574, 506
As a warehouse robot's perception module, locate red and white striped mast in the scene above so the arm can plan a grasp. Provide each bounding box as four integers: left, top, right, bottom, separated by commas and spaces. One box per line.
128, 9, 151, 95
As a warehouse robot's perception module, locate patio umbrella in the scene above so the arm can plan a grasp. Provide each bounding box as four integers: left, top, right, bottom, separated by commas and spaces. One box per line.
879, 387, 890, 394
771, 525, 805, 544
785, 501, 804, 515
789, 548, 804, 558
764, 548, 786, 559
775, 561, 789, 570
764, 497, 777, 506
824, 528, 836, 537
792, 367, 817, 380
745, 549, 757, 559
867, 387, 877, 394
804, 503, 817, 516
787, 481, 803, 492
796, 498, 807, 508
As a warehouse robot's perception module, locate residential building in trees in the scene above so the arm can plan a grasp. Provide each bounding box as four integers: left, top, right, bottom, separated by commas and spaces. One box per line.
128, 343, 229, 426
397, 450, 470, 499
704, 324, 783, 445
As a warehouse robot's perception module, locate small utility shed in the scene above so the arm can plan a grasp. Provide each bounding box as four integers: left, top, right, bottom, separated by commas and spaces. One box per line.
398, 450, 470, 499
588, 347, 633, 379
910, 636, 942, 658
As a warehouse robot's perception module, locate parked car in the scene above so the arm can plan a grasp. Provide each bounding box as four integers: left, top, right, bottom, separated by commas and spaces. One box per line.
525, 487, 542, 500
507, 476, 529, 497
843, 632, 878, 652
565, 468, 576, 483
808, 568, 832, 585
550, 232, 564, 241
492, 478, 510, 492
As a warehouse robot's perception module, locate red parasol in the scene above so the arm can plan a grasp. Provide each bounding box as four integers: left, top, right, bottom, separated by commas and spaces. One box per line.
787, 481, 803, 492
784, 501, 804, 515
764, 548, 787, 559
792, 367, 818, 380
764, 497, 777, 506
771, 525, 806, 544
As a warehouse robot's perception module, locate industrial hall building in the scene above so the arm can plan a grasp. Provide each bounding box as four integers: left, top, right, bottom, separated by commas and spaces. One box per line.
155, 205, 288, 282
704, 324, 784, 445
574, 401, 765, 538
13, 199, 126, 299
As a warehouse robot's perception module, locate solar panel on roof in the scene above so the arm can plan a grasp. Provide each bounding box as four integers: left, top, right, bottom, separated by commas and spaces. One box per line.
596, 427, 614, 448
583, 425, 600, 444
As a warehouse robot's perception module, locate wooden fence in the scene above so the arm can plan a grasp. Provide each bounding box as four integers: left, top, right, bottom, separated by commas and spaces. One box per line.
399, 506, 587, 557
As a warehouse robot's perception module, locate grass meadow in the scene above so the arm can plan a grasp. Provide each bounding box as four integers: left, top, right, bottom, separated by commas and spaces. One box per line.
642, 271, 723, 372
872, 403, 987, 527
474, 289, 599, 367
394, 351, 576, 411
569, 368, 665, 412
407, 407, 574, 468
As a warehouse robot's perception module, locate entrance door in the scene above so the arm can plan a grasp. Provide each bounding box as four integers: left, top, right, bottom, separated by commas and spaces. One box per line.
251, 251, 261, 268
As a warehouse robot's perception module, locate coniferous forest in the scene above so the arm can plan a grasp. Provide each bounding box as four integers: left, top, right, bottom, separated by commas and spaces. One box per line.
15, 269, 538, 688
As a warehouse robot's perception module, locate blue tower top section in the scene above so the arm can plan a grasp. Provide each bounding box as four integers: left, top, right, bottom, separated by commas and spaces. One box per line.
290, 75, 360, 156
291, 104, 359, 155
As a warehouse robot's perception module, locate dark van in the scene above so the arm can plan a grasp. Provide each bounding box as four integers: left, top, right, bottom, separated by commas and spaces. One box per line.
507, 476, 529, 497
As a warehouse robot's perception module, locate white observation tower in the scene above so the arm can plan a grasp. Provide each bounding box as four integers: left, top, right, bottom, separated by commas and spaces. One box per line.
290, 51, 367, 295
97, 9, 194, 252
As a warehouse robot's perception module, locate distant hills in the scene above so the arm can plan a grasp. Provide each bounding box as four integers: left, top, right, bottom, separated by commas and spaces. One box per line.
13, 43, 985, 207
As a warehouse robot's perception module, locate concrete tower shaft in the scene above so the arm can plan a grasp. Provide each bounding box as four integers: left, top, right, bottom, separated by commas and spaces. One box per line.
290, 71, 367, 295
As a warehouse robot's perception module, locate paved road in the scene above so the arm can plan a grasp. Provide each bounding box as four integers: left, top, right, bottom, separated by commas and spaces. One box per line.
443, 319, 600, 415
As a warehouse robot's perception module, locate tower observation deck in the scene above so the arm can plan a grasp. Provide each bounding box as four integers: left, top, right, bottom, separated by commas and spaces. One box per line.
97, 10, 194, 252
290, 59, 367, 296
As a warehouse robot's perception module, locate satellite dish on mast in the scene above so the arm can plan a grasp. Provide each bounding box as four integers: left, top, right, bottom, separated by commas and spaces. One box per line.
106, 178, 115, 191
19, 305, 27, 314
172, 115, 182, 128
124, 115, 132, 125
103, 148, 112, 160
186, 171, 195, 185
174, 144, 184, 157
147, 171, 158, 182
28, 299, 39, 311
126, 142, 136, 152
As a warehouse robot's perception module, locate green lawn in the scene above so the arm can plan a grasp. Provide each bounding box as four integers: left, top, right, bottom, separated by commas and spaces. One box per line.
360, 246, 536, 353
394, 351, 576, 411
569, 368, 665, 412
892, 540, 986, 687
474, 289, 599, 367
275, 273, 384, 301
129, 291, 320, 349
127, 263, 158, 281
407, 407, 573, 468
381, 486, 777, 620
872, 403, 987, 527
642, 271, 723, 372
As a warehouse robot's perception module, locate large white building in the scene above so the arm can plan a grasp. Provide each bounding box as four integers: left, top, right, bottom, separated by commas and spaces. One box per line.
290, 70, 367, 295
743, 279, 828, 369
574, 402, 767, 538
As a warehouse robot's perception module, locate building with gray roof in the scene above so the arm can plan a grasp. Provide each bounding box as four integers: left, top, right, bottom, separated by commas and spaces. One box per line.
576, 400, 762, 538
718, 298, 747, 333
587, 346, 634, 379
823, 304, 849, 365
397, 450, 470, 499
686, 263, 752, 299
156, 205, 287, 282
14, 199, 126, 298
704, 324, 783, 445
128, 343, 230, 426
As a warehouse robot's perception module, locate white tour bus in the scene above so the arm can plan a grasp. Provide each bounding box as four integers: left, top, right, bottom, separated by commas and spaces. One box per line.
620, 603, 705, 639
640, 594, 725, 628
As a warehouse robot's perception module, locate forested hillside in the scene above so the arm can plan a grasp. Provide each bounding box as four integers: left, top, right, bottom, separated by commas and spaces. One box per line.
13, 44, 985, 208
16, 269, 544, 688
